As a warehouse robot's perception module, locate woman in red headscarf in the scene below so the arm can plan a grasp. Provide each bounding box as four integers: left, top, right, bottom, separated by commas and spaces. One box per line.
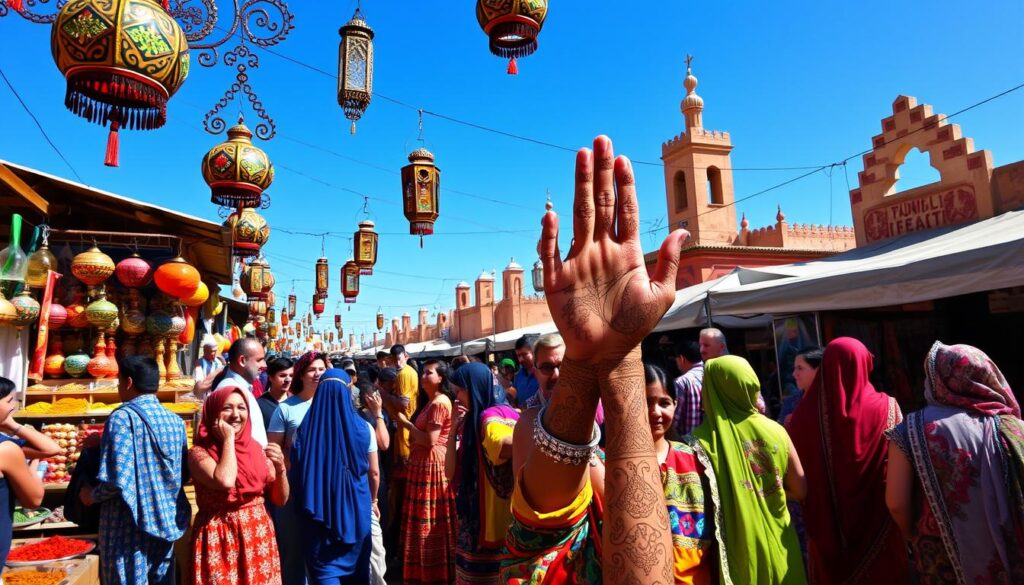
787, 337, 907, 584
190, 386, 290, 585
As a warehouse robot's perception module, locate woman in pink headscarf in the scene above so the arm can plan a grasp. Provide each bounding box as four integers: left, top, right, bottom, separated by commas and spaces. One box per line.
886, 341, 1024, 584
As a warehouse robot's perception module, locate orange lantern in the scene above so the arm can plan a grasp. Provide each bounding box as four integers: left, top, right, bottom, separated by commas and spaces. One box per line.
181, 281, 210, 307
179, 306, 197, 345
315, 257, 329, 296
313, 293, 325, 316
376, 309, 384, 331
341, 260, 360, 304
154, 257, 201, 298
354, 220, 378, 275
400, 147, 440, 247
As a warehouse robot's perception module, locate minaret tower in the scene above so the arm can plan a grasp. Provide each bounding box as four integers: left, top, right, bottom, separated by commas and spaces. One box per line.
661, 55, 738, 246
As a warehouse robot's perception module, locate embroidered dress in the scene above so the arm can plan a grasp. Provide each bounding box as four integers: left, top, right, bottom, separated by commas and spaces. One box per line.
94, 394, 190, 585
402, 397, 456, 585
886, 342, 1024, 585
663, 440, 717, 585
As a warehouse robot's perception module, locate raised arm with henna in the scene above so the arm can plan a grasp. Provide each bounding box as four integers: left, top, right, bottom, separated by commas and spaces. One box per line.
537, 136, 688, 584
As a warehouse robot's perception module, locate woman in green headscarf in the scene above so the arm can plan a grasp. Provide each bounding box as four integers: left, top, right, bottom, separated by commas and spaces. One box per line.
690, 355, 808, 584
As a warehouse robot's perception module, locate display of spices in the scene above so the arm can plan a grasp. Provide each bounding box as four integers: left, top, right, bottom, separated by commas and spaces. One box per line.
3, 568, 69, 585
7, 536, 92, 562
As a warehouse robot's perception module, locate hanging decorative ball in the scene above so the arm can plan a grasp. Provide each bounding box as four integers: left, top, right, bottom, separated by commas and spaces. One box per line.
146, 307, 174, 337
66, 291, 90, 329
51, 0, 190, 167
180, 281, 210, 307
241, 257, 275, 300
354, 220, 378, 275
0, 291, 16, 329
341, 260, 360, 304
248, 299, 268, 319
287, 293, 297, 318
166, 303, 186, 338
71, 245, 115, 286
476, 0, 548, 75
86, 291, 119, 329
400, 148, 441, 247
63, 351, 90, 378
337, 7, 374, 135
312, 293, 325, 316
121, 301, 147, 335
26, 243, 58, 289
154, 257, 201, 299
202, 117, 275, 208
49, 302, 68, 330
10, 290, 41, 329
225, 207, 271, 258
115, 252, 153, 288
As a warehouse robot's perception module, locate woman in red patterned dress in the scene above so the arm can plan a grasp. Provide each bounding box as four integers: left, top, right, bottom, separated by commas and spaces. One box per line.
394, 359, 457, 584
190, 386, 290, 585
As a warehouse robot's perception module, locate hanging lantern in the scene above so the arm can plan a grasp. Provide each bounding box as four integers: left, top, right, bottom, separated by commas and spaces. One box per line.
115, 253, 153, 288
10, 291, 41, 330
315, 257, 329, 296
154, 257, 201, 298
476, 0, 548, 75
202, 117, 274, 208
266, 306, 276, 326
71, 246, 115, 286
240, 257, 275, 300
51, 0, 190, 167
287, 293, 297, 318
335, 314, 342, 329
376, 309, 384, 331
295, 322, 302, 337
401, 147, 441, 247
281, 309, 289, 327
180, 281, 210, 307
306, 312, 312, 327
248, 299, 268, 319
341, 260, 360, 304
26, 241, 58, 289
269, 322, 279, 338
354, 220, 378, 275
532, 259, 544, 293
85, 291, 119, 330
225, 208, 271, 258
313, 293, 326, 316
337, 7, 374, 135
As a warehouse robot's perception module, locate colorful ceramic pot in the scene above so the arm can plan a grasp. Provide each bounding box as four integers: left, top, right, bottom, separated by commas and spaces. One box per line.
0, 292, 16, 328
48, 303, 68, 330
71, 246, 115, 286
146, 310, 174, 337
11, 291, 41, 328
154, 257, 201, 298
63, 352, 90, 377
85, 294, 119, 330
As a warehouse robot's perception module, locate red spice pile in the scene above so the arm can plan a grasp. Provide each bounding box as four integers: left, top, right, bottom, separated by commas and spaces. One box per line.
7, 536, 91, 562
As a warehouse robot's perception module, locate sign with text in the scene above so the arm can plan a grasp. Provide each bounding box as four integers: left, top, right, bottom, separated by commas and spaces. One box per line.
863, 185, 979, 243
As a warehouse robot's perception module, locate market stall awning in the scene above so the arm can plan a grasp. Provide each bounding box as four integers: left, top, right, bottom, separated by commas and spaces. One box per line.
409, 340, 461, 359
461, 321, 559, 355
0, 160, 232, 285
653, 267, 795, 332
707, 210, 1024, 316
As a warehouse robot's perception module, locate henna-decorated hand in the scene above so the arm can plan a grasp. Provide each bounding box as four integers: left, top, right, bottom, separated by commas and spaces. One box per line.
541, 136, 688, 363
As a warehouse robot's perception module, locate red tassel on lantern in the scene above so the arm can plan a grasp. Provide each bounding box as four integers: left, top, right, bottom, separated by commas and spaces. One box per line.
10, 0, 24, 12
104, 119, 120, 167
507, 58, 518, 75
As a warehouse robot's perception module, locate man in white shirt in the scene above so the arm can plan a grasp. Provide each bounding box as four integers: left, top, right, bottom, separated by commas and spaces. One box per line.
214, 337, 268, 446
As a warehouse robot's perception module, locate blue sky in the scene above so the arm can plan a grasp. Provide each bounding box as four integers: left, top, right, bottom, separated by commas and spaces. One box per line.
2, 0, 1023, 343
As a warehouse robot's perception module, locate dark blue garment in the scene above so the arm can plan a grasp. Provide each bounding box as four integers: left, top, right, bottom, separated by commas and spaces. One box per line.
0, 472, 11, 567
291, 369, 371, 577
450, 363, 508, 541
513, 367, 539, 405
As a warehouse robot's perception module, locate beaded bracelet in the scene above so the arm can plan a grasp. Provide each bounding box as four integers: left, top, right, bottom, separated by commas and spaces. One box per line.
533, 405, 601, 466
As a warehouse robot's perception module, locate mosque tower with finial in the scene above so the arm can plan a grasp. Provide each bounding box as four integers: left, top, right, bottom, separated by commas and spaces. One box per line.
661, 55, 738, 246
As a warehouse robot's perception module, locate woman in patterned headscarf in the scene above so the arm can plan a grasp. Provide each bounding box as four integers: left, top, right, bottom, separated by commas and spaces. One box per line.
886, 342, 1024, 584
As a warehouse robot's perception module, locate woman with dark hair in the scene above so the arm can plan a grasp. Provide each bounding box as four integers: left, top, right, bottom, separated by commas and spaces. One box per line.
0, 377, 55, 566
788, 338, 905, 584
886, 342, 1024, 583
267, 351, 328, 585
449, 362, 519, 584
778, 348, 822, 425
290, 369, 377, 583
394, 359, 457, 584
190, 387, 289, 584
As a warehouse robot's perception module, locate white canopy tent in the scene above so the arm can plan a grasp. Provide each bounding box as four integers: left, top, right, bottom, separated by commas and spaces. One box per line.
461, 321, 559, 355
653, 267, 795, 332
706, 210, 1024, 316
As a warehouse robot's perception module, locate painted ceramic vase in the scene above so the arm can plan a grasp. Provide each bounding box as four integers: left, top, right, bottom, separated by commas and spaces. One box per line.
85, 294, 119, 330
87, 333, 111, 378
63, 352, 90, 377
66, 292, 89, 329
44, 337, 65, 378
11, 291, 41, 328
48, 303, 68, 330
146, 309, 174, 337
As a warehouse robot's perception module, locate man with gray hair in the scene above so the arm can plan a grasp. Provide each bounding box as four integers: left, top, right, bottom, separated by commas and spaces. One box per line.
523, 334, 564, 410
699, 327, 728, 362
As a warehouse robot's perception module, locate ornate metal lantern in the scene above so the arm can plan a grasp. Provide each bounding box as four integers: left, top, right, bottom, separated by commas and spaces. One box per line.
240, 257, 274, 300
201, 117, 274, 208
266, 306, 276, 325
51, 0, 190, 166
312, 292, 325, 316
315, 257, 329, 296
476, 0, 548, 75
401, 147, 441, 247
337, 7, 374, 134
287, 293, 296, 318
376, 309, 384, 331
225, 207, 270, 258
353, 220, 378, 275
334, 314, 341, 329
248, 299, 267, 319
341, 260, 360, 304
532, 259, 544, 293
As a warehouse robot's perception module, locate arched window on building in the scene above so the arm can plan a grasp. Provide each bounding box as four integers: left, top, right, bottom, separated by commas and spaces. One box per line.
674, 171, 688, 212
707, 166, 724, 205
460, 291, 467, 306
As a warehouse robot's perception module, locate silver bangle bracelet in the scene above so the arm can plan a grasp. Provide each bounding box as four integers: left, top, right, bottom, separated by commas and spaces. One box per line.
533, 405, 601, 466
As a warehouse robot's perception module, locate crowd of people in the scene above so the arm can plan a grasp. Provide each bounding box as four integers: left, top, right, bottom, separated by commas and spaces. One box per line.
0, 136, 1021, 584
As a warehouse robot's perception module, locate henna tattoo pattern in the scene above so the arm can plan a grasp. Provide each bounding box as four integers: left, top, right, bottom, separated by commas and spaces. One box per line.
557, 273, 663, 345
610, 460, 661, 518
543, 357, 600, 446
609, 520, 668, 575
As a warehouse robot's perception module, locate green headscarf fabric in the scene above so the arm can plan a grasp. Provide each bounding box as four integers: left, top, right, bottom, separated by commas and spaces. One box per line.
691, 356, 807, 585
